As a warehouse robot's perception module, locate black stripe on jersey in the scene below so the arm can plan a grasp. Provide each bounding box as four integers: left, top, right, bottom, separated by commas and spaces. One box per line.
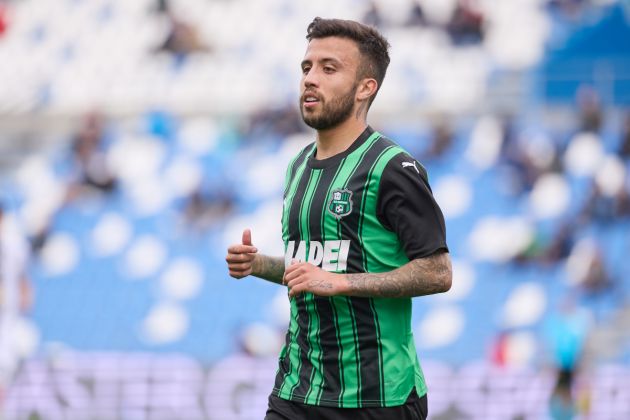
284, 144, 314, 197
290, 293, 310, 401
273, 331, 291, 391
330, 295, 346, 407
273, 308, 298, 393
287, 164, 314, 243
292, 159, 344, 401
311, 296, 342, 404
369, 297, 385, 403
345, 297, 362, 406
350, 297, 382, 405
338, 136, 396, 404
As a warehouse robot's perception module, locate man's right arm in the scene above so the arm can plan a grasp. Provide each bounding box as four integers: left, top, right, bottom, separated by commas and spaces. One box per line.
251, 255, 285, 284
225, 229, 285, 284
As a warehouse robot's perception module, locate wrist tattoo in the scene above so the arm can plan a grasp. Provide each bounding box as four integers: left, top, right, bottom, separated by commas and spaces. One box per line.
253, 255, 285, 284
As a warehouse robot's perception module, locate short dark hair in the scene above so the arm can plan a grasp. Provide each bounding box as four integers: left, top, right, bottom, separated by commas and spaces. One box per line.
306, 17, 390, 106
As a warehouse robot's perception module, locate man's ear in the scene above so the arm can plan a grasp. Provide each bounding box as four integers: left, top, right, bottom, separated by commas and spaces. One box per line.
356, 78, 378, 102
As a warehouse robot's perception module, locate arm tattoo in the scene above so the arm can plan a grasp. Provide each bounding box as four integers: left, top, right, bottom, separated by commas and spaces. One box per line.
251, 255, 285, 285
345, 251, 452, 298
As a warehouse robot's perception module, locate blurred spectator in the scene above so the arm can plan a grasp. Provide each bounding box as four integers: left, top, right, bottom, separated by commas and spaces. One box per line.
576, 85, 603, 133
580, 180, 630, 223
543, 221, 575, 264
362, 0, 384, 29
499, 117, 535, 193
549, 368, 577, 420
544, 297, 593, 419
566, 239, 614, 295
405, 1, 427, 27
579, 247, 612, 294
244, 104, 306, 140
543, 308, 593, 418
154, 0, 170, 14
66, 112, 116, 200
181, 187, 236, 233
514, 220, 575, 266
499, 114, 518, 157
423, 116, 454, 160
548, 0, 591, 21
157, 13, 209, 60
447, 0, 485, 45
545, 297, 592, 370
501, 137, 546, 194
618, 111, 630, 159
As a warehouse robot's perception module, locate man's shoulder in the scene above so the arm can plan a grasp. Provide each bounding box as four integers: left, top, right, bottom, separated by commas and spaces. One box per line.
372, 134, 414, 161
372, 137, 429, 184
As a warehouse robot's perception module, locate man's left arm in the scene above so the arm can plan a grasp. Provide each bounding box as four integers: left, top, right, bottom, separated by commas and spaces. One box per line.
284, 250, 452, 298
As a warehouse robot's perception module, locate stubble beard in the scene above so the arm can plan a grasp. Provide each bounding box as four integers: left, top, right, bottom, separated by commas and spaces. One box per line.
300, 83, 358, 131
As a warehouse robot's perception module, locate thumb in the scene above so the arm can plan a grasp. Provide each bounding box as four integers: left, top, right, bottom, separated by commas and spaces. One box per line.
242, 228, 253, 246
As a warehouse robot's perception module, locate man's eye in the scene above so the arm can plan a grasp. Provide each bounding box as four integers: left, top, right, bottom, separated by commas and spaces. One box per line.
302, 67, 311, 74
324, 67, 335, 73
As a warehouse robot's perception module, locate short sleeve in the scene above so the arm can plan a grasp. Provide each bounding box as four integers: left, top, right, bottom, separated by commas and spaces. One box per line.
376, 152, 448, 260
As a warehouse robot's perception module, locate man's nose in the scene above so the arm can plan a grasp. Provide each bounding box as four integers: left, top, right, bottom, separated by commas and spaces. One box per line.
303, 69, 319, 88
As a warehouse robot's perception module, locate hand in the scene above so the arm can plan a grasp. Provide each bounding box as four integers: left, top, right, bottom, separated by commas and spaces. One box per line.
225, 229, 258, 279
283, 261, 348, 298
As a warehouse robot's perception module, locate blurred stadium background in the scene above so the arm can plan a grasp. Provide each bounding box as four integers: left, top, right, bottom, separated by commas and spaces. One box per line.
1, 0, 629, 419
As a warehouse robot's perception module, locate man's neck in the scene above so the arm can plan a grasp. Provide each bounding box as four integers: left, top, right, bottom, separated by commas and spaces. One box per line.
314, 118, 368, 160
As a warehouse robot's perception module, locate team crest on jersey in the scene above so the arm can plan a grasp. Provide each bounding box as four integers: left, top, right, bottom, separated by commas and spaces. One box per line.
328, 188, 353, 219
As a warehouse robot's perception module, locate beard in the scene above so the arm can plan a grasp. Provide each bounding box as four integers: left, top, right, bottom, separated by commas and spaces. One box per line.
300, 83, 358, 130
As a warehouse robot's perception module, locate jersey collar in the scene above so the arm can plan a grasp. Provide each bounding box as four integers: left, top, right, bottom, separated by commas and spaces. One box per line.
307, 126, 376, 169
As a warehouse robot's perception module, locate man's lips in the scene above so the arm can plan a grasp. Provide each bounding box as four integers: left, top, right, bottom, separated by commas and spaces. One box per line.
302, 92, 321, 108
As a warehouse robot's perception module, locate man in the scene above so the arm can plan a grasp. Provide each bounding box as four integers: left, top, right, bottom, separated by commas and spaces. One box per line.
226, 17, 451, 420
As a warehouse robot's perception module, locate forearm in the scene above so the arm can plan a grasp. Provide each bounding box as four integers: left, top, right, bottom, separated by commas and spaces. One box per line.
344, 251, 452, 298
251, 254, 285, 284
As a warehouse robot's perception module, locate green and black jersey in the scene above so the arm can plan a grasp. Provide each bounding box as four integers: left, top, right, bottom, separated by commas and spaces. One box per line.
272, 126, 448, 408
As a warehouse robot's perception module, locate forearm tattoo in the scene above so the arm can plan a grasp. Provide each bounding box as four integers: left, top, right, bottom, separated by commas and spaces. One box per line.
346, 251, 452, 298
252, 255, 285, 284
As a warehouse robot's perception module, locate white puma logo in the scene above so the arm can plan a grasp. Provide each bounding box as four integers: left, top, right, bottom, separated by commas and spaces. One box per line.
402, 161, 420, 174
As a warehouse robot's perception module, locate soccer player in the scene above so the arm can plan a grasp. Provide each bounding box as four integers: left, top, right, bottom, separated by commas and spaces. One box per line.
226, 17, 452, 420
